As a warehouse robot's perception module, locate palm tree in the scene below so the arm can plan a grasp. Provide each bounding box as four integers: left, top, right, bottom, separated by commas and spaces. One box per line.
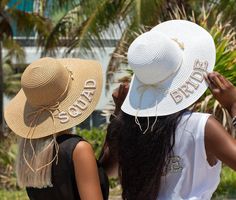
40, 0, 197, 90
37, 1, 236, 129
0, 0, 52, 135
34, 0, 77, 16
39, 0, 236, 90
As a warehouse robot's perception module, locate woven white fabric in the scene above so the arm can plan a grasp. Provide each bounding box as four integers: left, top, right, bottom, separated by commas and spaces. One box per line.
158, 112, 221, 200
122, 20, 216, 117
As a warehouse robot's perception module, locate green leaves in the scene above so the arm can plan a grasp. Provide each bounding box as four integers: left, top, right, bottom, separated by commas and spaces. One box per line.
183, 6, 236, 133
213, 166, 236, 198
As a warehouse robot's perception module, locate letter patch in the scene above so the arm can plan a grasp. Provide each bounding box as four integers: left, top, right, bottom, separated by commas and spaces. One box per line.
57, 79, 96, 123
169, 59, 208, 104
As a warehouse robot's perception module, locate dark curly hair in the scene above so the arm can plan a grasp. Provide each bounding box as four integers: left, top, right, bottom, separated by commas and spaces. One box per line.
106, 109, 187, 200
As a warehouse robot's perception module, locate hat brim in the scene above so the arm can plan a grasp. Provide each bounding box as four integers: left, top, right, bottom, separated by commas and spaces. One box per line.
4, 58, 103, 138
121, 20, 215, 117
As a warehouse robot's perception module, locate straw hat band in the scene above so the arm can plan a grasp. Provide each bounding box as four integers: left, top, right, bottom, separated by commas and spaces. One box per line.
23, 78, 97, 152
128, 31, 184, 85
26, 78, 97, 135
135, 59, 208, 104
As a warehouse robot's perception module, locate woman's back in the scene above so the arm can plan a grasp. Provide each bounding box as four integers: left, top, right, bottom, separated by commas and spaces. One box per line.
26, 134, 109, 200
4, 57, 105, 200
159, 112, 221, 200
26, 134, 81, 200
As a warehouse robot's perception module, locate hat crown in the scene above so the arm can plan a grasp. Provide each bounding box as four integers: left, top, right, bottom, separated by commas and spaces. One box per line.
21, 57, 70, 107
128, 31, 183, 84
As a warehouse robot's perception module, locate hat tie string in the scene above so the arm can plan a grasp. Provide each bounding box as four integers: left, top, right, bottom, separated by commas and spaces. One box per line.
23, 69, 74, 173
172, 38, 185, 50
135, 84, 167, 134
23, 103, 60, 173
134, 56, 183, 134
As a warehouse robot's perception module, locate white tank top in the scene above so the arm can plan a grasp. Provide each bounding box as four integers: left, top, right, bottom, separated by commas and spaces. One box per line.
158, 112, 221, 200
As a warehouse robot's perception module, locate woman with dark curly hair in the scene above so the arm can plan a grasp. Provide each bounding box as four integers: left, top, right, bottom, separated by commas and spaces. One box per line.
100, 20, 236, 200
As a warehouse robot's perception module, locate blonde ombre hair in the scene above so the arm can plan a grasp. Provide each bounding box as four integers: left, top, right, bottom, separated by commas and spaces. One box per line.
16, 135, 58, 188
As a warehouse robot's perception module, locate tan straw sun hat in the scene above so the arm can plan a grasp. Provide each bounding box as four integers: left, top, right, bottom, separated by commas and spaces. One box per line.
4, 57, 103, 139
121, 20, 216, 117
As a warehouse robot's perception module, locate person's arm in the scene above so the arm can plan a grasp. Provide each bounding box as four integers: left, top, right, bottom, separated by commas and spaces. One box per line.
99, 82, 129, 177
110, 82, 129, 119
73, 141, 103, 200
205, 116, 236, 170
204, 72, 236, 170
99, 142, 119, 177
206, 72, 236, 117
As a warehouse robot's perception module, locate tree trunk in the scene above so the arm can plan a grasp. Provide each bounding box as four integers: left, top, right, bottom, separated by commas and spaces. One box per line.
0, 41, 4, 136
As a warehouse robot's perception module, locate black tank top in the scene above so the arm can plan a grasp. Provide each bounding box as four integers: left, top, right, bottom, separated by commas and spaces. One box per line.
26, 134, 109, 200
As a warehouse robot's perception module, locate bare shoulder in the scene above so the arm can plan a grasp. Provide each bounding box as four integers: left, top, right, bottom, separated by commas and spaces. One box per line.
72, 142, 103, 199
73, 141, 95, 162
205, 115, 224, 132
74, 141, 94, 152
205, 115, 230, 143
72, 141, 98, 178
205, 115, 236, 170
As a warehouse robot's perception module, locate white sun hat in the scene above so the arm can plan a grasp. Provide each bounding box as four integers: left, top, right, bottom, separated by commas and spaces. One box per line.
121, 20, 215, 117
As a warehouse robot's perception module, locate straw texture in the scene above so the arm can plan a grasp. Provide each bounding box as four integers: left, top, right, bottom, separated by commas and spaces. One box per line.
4, 57, 103, 139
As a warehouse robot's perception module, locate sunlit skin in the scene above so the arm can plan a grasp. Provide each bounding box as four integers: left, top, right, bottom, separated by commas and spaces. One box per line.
206, 72, 236, 117
73, 141, 103, 200
205, 72, 236, 170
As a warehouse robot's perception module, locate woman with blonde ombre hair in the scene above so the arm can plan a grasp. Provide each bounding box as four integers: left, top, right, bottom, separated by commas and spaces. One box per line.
4, 57, 108, 200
